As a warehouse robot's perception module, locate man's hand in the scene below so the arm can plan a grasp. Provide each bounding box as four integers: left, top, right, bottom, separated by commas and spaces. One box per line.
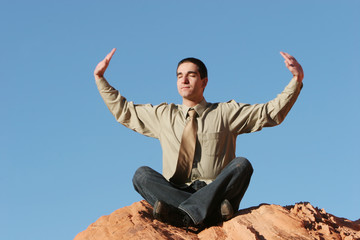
94, 48, 116, 81
280, 52, 304, 82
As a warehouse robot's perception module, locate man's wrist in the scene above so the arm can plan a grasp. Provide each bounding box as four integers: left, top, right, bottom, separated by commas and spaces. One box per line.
293, 74, 303, 83
94, 75, 103, 81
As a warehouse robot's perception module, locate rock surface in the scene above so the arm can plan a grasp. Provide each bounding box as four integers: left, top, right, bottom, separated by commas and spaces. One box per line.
74, 201, 360, 240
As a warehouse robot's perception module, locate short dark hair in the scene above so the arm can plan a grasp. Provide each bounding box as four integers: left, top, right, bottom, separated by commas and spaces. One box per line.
177, 57, 208, 79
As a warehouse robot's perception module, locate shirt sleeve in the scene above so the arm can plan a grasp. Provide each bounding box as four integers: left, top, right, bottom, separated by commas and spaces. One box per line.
95, 77, 163, 139
225, 76, 303, 135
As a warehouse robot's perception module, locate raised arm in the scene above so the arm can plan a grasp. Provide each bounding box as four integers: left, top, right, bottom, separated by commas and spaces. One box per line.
228, 52, 304, 134
94, 48, 116, 81
94, 48, 163, 139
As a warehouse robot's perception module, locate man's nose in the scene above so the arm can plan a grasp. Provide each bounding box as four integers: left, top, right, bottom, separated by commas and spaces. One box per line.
182, 76, 189, 83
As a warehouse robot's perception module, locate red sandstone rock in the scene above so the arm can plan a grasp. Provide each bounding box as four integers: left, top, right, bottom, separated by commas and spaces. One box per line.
74, 201, 360, 240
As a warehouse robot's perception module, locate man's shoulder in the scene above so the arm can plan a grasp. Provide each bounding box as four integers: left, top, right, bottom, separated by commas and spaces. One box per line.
207, 100, 244, 107
151, 102, 182, 113
136, 102, 180, 108
157, 102, 181, 108
205, 100, 250, 113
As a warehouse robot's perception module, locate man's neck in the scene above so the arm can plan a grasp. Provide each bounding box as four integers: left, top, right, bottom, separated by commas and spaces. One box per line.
182, 97, 204, 107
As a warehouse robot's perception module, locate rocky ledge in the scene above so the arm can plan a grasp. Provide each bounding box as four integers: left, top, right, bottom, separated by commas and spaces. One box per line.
74, 201, 360, 240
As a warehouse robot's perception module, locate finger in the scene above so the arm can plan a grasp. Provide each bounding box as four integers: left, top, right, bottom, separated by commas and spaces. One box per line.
280, 51, 296, 62
102, 48, 116, 68
282, 52, 292, 59
106, 48, 116, 61
282, 55, 292, 67
280, 51, 288, 60
286, 54, 297, 63
280, 52, 294, 67
280, 51, 291, 60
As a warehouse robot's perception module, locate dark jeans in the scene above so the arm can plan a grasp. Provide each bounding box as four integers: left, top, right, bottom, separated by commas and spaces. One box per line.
132, 157, 253, 225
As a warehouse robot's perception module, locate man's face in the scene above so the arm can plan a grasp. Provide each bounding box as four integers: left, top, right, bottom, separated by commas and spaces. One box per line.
177, 62, 207, 103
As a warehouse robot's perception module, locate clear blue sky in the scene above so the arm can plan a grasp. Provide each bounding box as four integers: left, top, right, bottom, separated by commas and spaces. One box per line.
1, 1, 359, 239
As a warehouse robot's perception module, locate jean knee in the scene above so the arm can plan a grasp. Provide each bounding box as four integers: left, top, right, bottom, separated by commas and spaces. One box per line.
132, 166, 152, 186
232, 157, 254, 175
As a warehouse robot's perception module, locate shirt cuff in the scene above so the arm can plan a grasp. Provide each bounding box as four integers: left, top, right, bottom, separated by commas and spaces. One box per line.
95, 77, 112, 91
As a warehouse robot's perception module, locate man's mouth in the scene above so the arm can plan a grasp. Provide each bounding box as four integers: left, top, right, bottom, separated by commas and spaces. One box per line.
181, 86, 190, 89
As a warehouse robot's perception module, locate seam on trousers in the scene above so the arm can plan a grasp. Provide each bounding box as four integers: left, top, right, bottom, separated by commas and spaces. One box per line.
178, 206, 198, 225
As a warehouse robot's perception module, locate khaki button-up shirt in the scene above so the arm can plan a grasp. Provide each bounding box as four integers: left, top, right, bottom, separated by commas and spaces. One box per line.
96, 77, 302, 184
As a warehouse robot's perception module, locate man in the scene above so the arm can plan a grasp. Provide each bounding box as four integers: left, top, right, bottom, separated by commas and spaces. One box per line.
94, 49, 304, 230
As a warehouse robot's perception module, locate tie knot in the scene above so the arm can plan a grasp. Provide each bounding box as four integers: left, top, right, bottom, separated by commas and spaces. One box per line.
188, 109, 196, 118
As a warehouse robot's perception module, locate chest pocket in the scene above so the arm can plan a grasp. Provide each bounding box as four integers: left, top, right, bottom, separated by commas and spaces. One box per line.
199, 131, 225, 157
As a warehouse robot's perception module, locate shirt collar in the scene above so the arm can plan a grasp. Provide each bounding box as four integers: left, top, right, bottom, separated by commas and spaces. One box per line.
180, 98, 208, 118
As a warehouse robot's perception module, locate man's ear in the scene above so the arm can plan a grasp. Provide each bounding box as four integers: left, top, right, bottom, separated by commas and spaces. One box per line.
202, 77, 208, 89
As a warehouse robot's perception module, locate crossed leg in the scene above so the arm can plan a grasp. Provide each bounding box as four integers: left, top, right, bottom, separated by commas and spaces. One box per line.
132, 157, 253, 226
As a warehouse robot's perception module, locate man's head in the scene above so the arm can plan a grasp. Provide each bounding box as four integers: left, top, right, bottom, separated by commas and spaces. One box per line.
177, 58, 208, 79
176, 58, 208, 107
